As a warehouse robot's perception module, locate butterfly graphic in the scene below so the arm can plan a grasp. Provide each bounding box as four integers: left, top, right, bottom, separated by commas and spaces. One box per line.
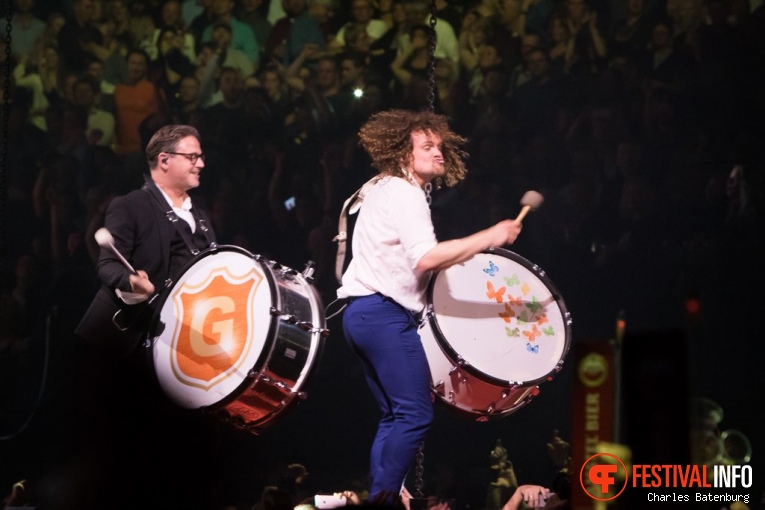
486, 281, 506, 303
525, 296, 543, 314
537, 314, 549, 325
503, 274, 520, 286
505, 327, 520, 337
483, 261, 499, 277
507, 294, 523, 307
523, 324, 541, 342
517, 311, 529, 326
542, 326, 555, 336
521, 282, 531, 295
498, 303, 516, 323
526, 343, 539, 354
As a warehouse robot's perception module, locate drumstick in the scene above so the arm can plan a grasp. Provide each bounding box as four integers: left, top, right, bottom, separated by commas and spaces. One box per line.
515, 190, 544, 223
95, 227, 138, 275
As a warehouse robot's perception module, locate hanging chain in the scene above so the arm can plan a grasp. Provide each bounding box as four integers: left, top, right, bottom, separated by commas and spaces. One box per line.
425, 0, 437, 113
414, 441, 425, 499
1, 0, 14, 274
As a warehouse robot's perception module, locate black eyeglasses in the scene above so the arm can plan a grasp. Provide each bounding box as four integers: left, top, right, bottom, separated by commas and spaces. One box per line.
165, 152, 205, 164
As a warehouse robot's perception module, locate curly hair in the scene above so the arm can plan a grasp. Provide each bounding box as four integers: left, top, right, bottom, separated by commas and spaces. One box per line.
358, 109, 468, 187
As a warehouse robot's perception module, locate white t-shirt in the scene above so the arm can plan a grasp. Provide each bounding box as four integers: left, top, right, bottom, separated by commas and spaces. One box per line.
337, 176, 438, 312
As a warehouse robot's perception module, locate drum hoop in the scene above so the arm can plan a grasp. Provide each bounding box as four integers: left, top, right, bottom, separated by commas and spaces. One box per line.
425, 246, 572, 387
146, 245, 280, 410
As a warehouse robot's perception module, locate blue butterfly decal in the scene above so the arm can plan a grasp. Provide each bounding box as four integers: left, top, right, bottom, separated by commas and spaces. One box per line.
526, 343, 539, 354
483, 261, 499, 277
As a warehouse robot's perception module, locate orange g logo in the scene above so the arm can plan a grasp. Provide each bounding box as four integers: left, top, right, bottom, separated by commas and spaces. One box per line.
580, 453, 628, 501
171, 266, 262, 389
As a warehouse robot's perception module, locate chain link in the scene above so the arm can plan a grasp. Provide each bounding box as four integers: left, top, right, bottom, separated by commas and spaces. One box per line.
414, 441, 425, 499
425, 0, 437, 113
1, 0, 14, 275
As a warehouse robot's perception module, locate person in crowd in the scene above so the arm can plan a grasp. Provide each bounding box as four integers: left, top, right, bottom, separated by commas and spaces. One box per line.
149, 26, 198, 112
328, 0, 389, 53
458, 11, 496, 76
268, 0, 327, 65
57, 0, 108, 73
10, 0, 46, 60
145, 0, 198, 62
609, 0, 653, 59
337, 109, 522, 505
72, 74, 116, 148
561, 0, 608, 75
403, 0, 460, 64
113, 48, 161, 155
84, 56, 117, 111
103, 0, 137, 51
546, 13, 572, 75
235, 0, 273, 50
201, 0, 261, 65
210, 21, 257, 77
172, 73, 205, 124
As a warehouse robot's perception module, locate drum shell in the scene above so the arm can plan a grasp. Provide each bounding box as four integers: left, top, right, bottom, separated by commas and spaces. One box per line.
419, 319, 539, 420
421, 247, 572, 420
147, 246, 326, 434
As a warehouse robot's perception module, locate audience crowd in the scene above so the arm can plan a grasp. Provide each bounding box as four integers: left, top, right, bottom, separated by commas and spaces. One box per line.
1, 0, 764, 508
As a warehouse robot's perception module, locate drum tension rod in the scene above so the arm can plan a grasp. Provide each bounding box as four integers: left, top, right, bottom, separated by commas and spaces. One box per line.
270, 307, 331, 336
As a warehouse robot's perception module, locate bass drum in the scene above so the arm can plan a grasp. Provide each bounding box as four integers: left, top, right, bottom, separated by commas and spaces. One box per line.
420, 247, 572, 420
147, 245, 328, 435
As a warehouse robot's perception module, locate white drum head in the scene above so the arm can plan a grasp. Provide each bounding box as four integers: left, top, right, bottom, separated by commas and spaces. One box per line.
429, 250, 570, 385
151, 248, 273, 408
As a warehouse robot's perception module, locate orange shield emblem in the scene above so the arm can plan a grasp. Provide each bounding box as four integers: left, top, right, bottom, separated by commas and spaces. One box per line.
169, 266, 263, 389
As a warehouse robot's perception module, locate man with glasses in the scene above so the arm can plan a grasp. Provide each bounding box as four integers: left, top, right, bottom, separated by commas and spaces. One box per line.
78, 123, 215, 357
75, 124, 219, 507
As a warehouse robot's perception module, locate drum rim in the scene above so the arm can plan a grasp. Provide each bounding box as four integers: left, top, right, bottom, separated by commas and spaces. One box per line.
145, 244, 280, 410
425, 246, 573, 388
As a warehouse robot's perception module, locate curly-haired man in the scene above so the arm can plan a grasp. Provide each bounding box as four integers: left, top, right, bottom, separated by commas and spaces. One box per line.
337, 109, 522, 505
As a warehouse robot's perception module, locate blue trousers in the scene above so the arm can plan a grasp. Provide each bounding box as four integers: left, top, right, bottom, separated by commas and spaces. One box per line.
342, 293, 434, 504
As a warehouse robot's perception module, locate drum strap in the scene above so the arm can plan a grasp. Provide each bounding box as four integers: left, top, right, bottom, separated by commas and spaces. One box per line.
333, 175, 381, 283
141, 177, 216, 256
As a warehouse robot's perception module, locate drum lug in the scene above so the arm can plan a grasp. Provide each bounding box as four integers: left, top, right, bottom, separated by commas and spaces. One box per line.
257, 373, 290, 391
296, 321, 330, 337
434, 380, 444, 390
302, 261, 316, 282
281, 267, 298, 277
296, 391, 308, 400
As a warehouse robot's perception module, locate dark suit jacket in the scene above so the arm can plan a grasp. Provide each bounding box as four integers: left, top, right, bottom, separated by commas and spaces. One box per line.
76, 176, 216, 358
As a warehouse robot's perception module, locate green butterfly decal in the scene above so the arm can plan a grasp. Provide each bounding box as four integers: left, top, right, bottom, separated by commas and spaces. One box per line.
503, 274, 520, 286
517, 311, 529, 326
542, 326, 555, 336
525, 296, 543, 314
505, 327, 520, 337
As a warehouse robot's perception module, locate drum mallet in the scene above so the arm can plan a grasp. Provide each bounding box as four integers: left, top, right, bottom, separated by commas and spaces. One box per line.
95, 227, 138, 275
515, 190, 545, 223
